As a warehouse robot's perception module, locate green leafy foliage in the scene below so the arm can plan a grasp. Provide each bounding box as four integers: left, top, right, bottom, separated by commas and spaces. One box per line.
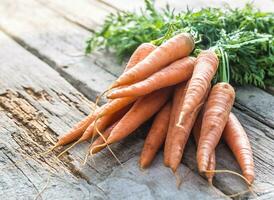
86, 1, 274, 87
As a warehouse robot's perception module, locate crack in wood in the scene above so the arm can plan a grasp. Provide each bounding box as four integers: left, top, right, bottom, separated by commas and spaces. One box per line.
0, 89, 91, 183
23, 87, 53, 102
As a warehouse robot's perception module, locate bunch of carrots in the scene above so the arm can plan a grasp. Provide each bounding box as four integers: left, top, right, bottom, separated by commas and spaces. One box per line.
52, 33, 254, 187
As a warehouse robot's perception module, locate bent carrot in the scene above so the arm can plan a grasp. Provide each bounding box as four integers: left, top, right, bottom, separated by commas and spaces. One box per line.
107, 57, 195, 99
192, 109, 216, 184
124, 43, 156, 72
197, 82, 235, 173
111, 33, 194, 88
223, 113, 255, 184
177, 50, 218, 127
164, 82, 187, 167
139, 102, 172, 169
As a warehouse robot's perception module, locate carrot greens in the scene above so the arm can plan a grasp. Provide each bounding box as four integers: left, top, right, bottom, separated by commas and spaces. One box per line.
85, 0, 273, 87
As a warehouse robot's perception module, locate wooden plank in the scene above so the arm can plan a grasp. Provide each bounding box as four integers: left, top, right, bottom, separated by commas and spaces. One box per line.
98, 154, 229, 200
0, 0, 117, 101
234, 86, 274, 128
0, 30, 226, 198
182, 108, 274, 199
0, 113, 105, 200
37, 0, 115, 30
97, 0, 145, 11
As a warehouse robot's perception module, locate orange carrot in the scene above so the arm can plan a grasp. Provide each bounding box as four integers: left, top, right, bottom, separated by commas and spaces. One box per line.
107, 57, 195, 99
223, 113, 255, 184
91, 87, 173, 152
55, 109, 99, 147
168, 81, 211, 172
139, 102, 172, 168
111, 33, 194, 88
164, 82, 187, 166
197, 82, 235, 173
124, 43, 156, 72
78, 104, 132, 142
192, 109, 216, 184
177, 50, 218, 127
90, 121, 119, 154
54, 43, 154, 149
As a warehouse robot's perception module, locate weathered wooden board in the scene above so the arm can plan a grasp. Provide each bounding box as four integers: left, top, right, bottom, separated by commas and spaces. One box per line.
37, 0, 115, 30
0, 30, 226, 199
0, 0, 118, 101
234, 86, 274, 129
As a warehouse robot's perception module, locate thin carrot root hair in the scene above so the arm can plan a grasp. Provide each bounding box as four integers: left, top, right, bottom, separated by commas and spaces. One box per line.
89, 120, 123, 166
56, 140, 81, 158
42, 143, 59, 155
95, 87, 111, 107
205, 169, 252, 186
34, 176, 51, 200
227, 188, 255, 198
82, 146, 94, 166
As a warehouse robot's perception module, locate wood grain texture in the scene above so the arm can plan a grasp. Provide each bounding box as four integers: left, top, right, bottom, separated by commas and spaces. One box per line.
37, 0, 115, 30
0, 0, 117, 101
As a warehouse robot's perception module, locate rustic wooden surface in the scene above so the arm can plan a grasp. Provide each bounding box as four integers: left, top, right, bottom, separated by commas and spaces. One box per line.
0, 0, 273, 199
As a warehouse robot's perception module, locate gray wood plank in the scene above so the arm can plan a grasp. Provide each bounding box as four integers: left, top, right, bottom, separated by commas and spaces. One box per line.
0, 0, 117, 101
37, 0, 115, 30
0, 113, 104, 200
0, 30, 226, 199
234, 86, 274, 129
98, 154, 229, 200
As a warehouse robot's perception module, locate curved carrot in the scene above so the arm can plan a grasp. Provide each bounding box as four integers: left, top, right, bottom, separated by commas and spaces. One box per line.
197, 82, 235, 173
177, 50, 218, 127
124, 43, 156, 72
96, 87, 173, 149
111, 33, 195, 88
89, 121, 119, 154
192, 109, 216, 184
223, 113, 255, 184
164, 82, 187, 167
139, 102, 172, 169
107, 57, 195, 99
